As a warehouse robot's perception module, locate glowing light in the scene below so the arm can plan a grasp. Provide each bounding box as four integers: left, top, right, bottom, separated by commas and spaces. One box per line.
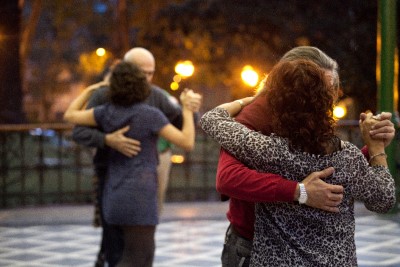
333, 106, 347, 119
173, 75, 182, 83
255, 75, 268, 94
171, 154, 185, 164
241, 65, 259, 87
170, 82, 179, 91
175, 61, 194, 77
96, 48, 106, 57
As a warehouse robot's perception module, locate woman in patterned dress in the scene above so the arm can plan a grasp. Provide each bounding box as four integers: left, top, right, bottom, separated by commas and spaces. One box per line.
200, 59, 396, 267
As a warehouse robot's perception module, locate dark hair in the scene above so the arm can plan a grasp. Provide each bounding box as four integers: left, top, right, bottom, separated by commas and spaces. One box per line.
262, 59, 337, 154
109, 61, 150, 106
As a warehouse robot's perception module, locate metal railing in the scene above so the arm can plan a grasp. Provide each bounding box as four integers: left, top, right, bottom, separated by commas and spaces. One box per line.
1, 122, 398, 209
0, 124, 220, 208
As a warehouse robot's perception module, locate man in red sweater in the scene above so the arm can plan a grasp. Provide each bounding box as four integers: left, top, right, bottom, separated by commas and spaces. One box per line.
217, 47, 396, 267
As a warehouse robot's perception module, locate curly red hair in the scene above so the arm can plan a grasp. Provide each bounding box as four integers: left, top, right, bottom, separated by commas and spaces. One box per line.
259, 59, 337, 154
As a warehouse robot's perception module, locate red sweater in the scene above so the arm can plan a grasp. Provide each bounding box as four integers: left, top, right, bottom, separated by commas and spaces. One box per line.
216, 96, 369, 240
216, 96, 297, 240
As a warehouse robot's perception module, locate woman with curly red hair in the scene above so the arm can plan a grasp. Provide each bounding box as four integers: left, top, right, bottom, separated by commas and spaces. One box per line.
200, 59, 395, 266
261, 59, 338, 155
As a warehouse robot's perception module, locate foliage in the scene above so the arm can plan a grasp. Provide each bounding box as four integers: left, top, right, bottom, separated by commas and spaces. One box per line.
19, 0, 397, 121
145, 0, 381, 112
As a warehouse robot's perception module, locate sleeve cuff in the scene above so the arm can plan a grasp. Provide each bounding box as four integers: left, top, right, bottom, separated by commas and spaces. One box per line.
274, 179, 298, 202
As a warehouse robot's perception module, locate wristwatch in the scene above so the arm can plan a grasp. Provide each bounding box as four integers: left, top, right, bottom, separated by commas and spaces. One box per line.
298, 183, 308, 204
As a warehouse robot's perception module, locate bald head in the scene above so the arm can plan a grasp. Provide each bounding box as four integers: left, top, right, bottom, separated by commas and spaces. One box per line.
123, 47, 155, 82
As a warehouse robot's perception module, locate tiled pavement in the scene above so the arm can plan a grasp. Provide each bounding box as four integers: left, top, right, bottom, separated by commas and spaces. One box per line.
0, 202, 400, 267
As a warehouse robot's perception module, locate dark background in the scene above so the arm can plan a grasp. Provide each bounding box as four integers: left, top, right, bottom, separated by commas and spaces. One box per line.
0, 0, 399, 123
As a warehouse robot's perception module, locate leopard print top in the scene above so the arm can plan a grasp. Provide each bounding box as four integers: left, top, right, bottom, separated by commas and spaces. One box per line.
200, 108, 395, 267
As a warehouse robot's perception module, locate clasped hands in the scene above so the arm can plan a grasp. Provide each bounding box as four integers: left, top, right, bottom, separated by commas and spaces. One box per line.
359, 111, 394, 148
180, 88, 202, 112
299, 111, 395, 212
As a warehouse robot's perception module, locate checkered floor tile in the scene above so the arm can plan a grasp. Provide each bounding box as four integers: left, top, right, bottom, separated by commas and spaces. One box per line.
0, 216, 399, 267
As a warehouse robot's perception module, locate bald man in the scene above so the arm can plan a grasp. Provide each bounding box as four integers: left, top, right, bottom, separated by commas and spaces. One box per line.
72, 47, 200, 267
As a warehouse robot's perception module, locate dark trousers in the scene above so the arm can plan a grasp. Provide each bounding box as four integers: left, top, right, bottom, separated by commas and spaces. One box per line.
221, 224, 252, 267
95, 168, 124, 267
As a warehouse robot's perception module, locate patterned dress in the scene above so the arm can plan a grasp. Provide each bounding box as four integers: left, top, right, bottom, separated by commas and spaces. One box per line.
200, 108, 395, 267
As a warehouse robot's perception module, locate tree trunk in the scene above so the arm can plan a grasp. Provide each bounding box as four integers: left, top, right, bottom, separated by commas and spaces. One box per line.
116, 0, 130, 56
0, 0, 25, 123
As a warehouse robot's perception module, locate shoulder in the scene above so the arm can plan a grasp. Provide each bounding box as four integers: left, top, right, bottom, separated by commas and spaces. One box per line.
87, 85, 110, 107
147, 84, 170, 103
340, 141, 363, 155
146, 85, 181, 114
137, 103, 166, 116
92, 85, 109, 98
149, 84, 166, 96
137, 104, 170, 126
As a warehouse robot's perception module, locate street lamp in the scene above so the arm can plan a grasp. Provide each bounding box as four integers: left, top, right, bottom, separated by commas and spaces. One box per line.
95, 47, 106, 57
175, 60, 195, 78
171, 60, 195, 91
333, 105, 347, 119
79, 48, 111, 77
241, 65, 259, 87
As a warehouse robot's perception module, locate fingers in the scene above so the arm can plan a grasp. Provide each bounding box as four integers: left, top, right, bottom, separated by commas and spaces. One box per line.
126, 138, 141, 146
359, 112, 367, 122
182, 90, 202, 112
370, 126, 395, 138
319, 206, 340, 213
303, 168, 344, 213
378, 112, 392, 120
328, 191, 343, 202
105, 127, 142, 157
121, 137, 141, 157
189, 95, 202, 112
369, 119, 395, 147
370, 121, 394, 133
328, 184, 344, 194
316, 167, 335, 179
306, 190, 343, 213
117, 125, 130, 134
121, 144, 141, 157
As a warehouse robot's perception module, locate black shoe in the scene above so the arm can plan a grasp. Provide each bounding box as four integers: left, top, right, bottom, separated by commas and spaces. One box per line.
94, 253, 105, 267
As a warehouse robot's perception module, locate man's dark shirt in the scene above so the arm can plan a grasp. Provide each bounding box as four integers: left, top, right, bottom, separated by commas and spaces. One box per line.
72, 84, 183, 169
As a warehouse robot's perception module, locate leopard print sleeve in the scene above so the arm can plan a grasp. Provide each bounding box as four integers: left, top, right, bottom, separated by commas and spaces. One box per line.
200, 107, 291, 171
347, 147, 396, 213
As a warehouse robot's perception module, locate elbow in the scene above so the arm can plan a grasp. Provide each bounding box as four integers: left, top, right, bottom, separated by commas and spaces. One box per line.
180, 135, 195, 151
182, 142, 194, 152
63, 112, 72, 122
215, 173, 230, 195
215, 178, 224, 194
381, 196, 397, 213
364, 195, 397, 214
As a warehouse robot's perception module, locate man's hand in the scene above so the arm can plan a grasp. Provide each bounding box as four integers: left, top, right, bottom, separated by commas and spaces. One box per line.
300, 167, 344, 213
360, 112, 395, 147
105, 126, 141, 157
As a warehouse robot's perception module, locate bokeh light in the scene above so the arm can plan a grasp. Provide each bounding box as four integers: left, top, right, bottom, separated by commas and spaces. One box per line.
175, 61, 194, 77
241, 65, 259, 87
333, 105, 347, 119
